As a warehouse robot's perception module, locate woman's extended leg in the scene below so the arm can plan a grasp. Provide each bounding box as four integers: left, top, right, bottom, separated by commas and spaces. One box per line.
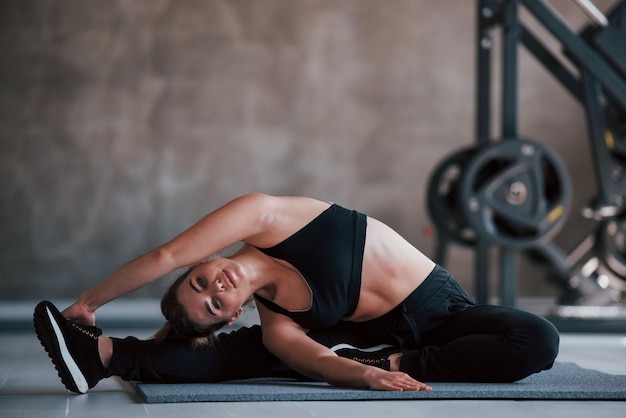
35, 300, 398, 392
108, 326, 300, 383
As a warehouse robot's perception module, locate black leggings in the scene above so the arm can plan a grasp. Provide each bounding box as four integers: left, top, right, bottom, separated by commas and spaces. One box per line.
108, 265, 559, 383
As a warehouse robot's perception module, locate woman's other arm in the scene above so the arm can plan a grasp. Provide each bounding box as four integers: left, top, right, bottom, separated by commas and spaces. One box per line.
258, 305, 430, 391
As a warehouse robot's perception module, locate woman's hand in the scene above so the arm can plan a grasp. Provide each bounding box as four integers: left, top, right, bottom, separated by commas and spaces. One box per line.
61, 301, 96, 326
364, 368, 432, 392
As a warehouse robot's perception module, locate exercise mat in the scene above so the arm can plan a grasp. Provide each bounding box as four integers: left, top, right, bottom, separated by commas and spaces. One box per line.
131, 362, 626, 403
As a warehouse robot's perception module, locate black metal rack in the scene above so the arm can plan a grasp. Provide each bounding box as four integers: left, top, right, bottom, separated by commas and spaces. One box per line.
473, 0, 626, 306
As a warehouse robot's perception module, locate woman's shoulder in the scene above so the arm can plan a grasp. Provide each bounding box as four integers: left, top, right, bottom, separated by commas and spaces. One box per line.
238, 193, 329, 218
239, 194, 332, 248
235, 193, 323, 207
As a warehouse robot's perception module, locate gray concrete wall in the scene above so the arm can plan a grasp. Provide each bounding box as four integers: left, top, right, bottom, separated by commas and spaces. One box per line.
0, 0, 615, 301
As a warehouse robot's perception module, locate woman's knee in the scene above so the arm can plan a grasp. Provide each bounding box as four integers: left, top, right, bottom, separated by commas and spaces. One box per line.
530, 315, 560, 366
485, 307, 559, 379
512, 312, 559, 373
489, 312, 559, 382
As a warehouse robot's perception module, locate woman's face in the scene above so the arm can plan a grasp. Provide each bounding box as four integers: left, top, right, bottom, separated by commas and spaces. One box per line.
176, 258, 248, 329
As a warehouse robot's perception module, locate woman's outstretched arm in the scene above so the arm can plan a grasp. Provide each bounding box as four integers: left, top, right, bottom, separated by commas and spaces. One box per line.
64, 193, 275, 324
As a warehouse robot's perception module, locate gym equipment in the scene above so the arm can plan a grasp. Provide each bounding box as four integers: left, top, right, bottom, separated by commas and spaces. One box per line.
427, 139, 571, 255
428, 0, 626, 316
596, 216, 626, 292
531, 239, 621, 306
459, 138, 571, 249
427, 147, 479, 259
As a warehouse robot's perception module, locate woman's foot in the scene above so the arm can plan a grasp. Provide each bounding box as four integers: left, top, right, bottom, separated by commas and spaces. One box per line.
33, 301, 106, 393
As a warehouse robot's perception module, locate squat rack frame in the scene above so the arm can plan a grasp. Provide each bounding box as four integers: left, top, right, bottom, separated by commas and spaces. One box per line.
473, 0, 626, 306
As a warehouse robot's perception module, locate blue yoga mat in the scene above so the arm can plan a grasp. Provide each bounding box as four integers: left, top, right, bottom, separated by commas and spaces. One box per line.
131, 362, 626, 403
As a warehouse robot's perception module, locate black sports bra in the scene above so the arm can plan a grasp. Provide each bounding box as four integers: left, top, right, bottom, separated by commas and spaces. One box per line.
254, 204, 367, 329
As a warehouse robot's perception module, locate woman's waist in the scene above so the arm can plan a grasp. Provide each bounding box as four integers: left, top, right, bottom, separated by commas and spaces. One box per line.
344, 261, 437, 322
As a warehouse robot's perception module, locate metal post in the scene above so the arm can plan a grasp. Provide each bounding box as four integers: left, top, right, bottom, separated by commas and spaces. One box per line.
474, 0, 496, 303
581, 68, 613, 203
502, 0, 519, 139
499, 247, 519, 306
475, 244, 491, 304
477, 0, 494, 145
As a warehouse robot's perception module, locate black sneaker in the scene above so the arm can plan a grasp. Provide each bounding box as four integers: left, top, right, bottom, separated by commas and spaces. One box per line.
331, 343, 400, 370
33, 300, 105, 393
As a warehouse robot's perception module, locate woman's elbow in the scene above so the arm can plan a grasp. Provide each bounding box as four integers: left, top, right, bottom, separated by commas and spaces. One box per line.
151, 245, 178, 270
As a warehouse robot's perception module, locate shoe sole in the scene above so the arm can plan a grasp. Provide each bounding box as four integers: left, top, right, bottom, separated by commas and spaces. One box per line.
329, 343, 395, 353
33, 304, 89, 394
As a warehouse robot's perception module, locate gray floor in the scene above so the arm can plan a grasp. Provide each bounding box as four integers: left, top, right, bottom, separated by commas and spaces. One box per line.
1, 301, 626, 418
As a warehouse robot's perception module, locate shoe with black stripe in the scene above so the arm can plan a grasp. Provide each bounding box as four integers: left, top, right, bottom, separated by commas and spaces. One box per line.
331, 343, 400, 370
33, 300, 105, 393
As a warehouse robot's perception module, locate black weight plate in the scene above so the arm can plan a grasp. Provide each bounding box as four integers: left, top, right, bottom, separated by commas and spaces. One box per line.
426, 146, 479, 247
459, 139, 572, 248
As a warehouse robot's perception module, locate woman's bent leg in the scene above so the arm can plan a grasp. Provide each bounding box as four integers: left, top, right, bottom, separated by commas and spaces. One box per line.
399, 306, 560, 382
108, 325, 300, 383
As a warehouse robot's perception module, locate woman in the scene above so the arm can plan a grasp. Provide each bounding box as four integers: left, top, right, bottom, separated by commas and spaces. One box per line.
35, 193, 559, 393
